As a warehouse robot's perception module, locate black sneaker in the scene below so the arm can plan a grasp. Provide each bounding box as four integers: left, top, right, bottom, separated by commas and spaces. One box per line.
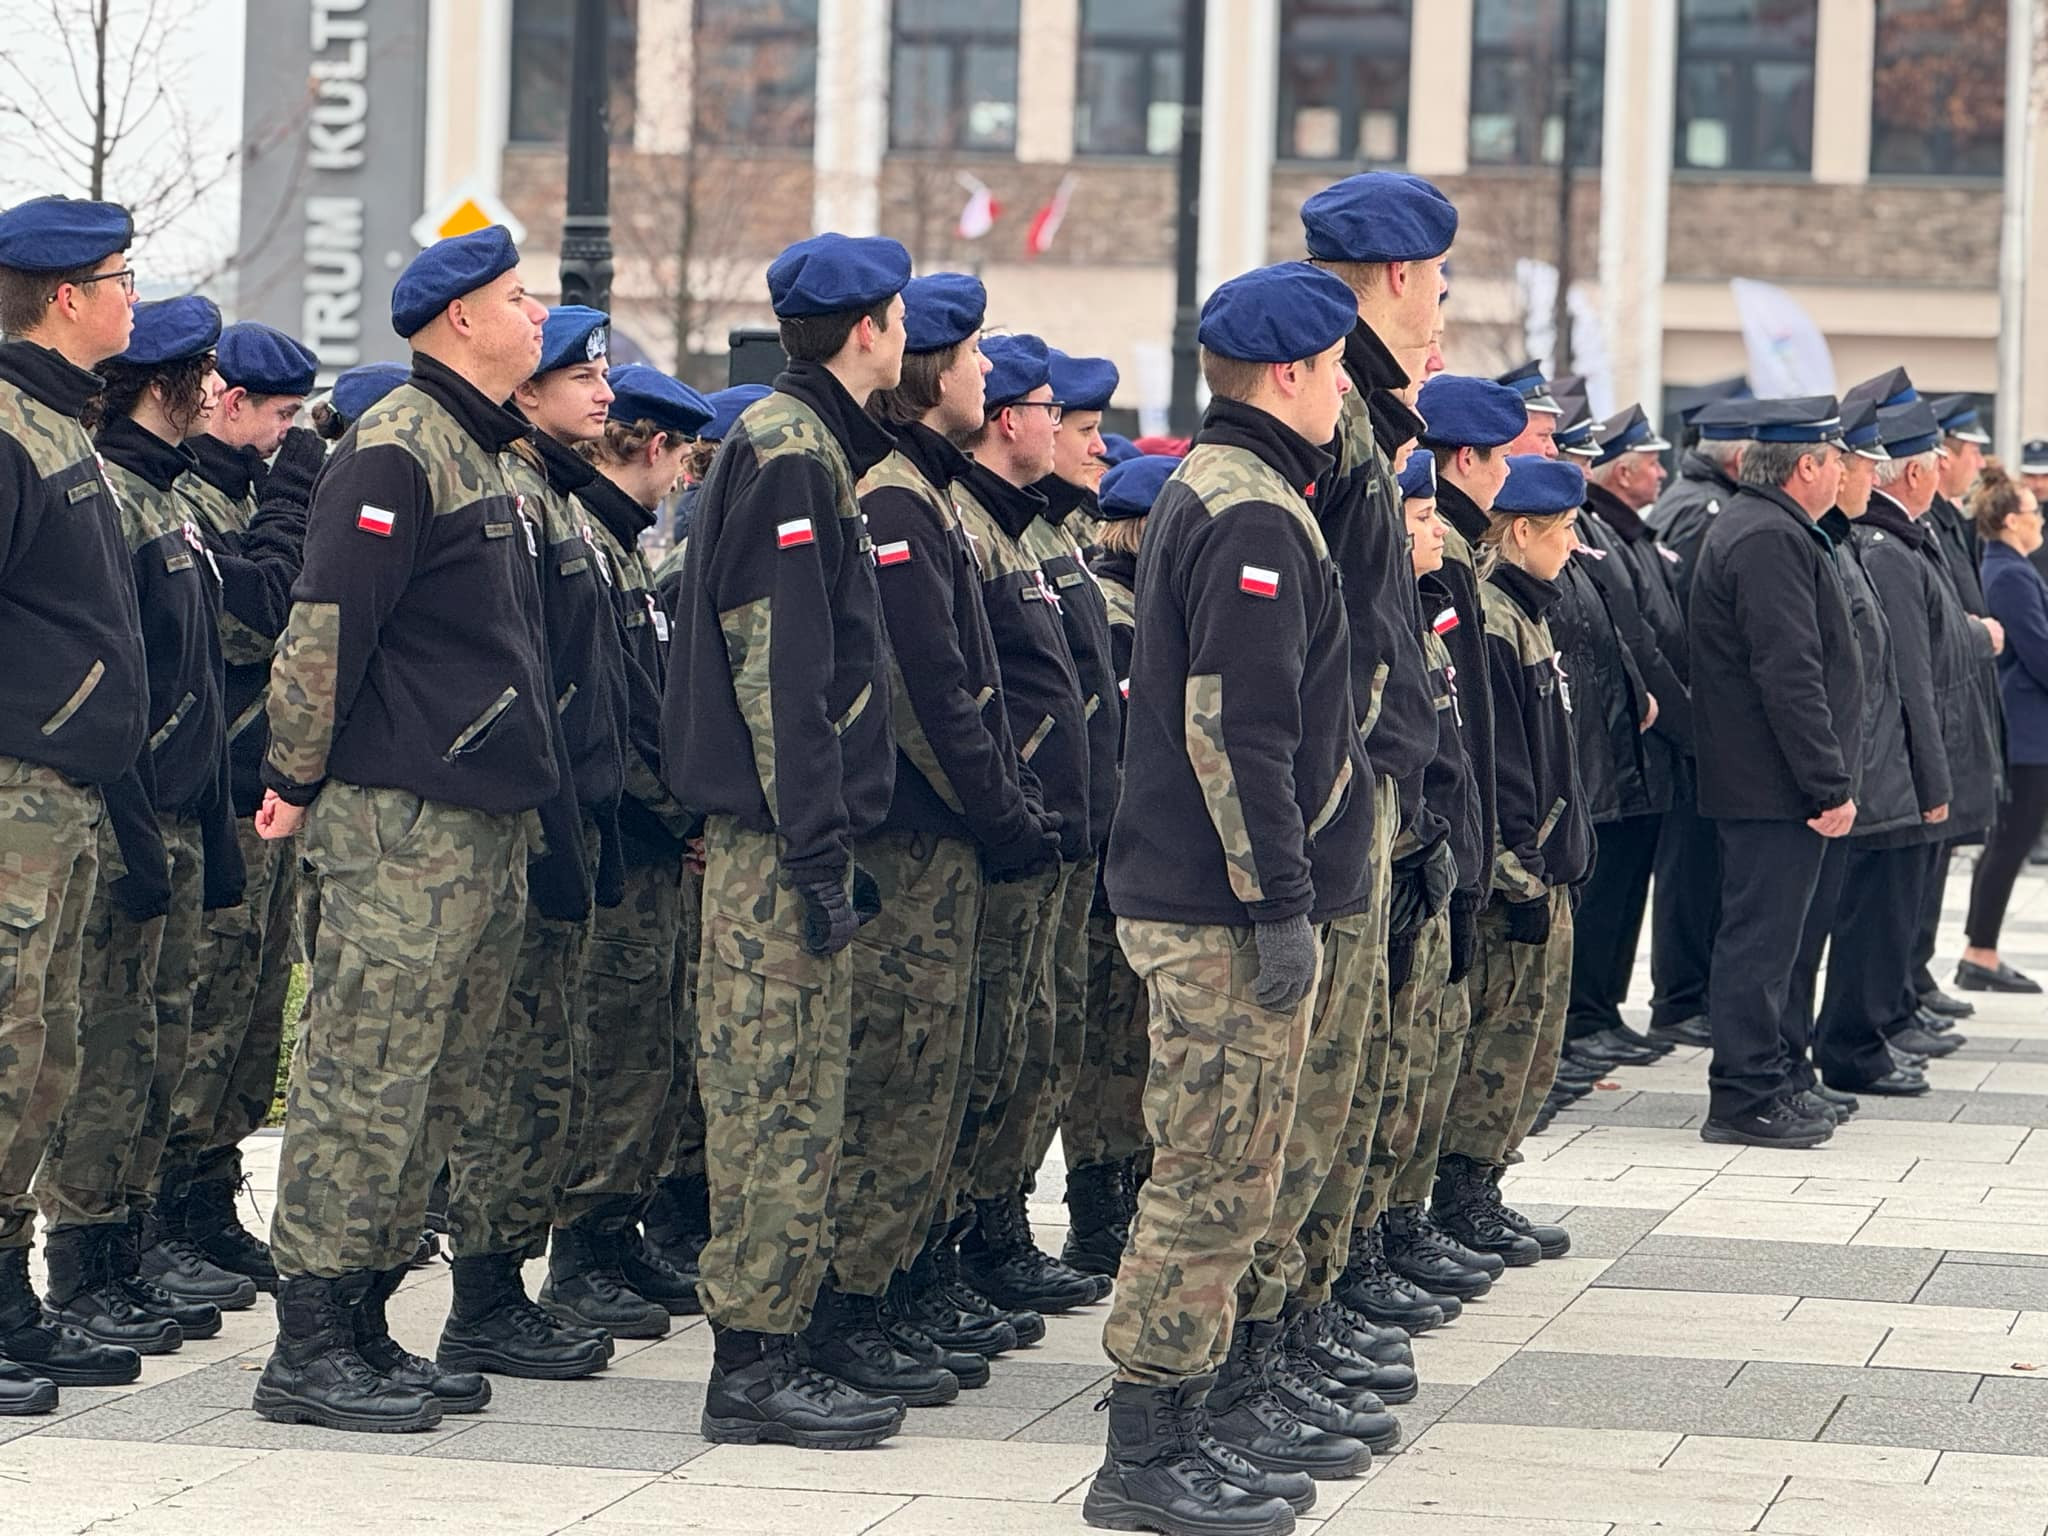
1700, 1098, 1835, 1149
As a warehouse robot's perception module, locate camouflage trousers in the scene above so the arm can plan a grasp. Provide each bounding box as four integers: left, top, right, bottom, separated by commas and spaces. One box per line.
1025, 853, 1095, 1176
39, 812, 202, 1228
1370, 906, 1453, 1214
269, 783, 530, 1279
1439, 887, 1575, 1168
0, 757, 102, 1250
664, 862, 706, 1184
1059, 903, 1148, 1168
1106, 919, 1320, 1384
168, 818, 297, 1187
556, 854, 685, 1230
955, 862, 1065, 1206
830, 830, 982, 1296
1392, 913, 1471, 1206
693, 817, 852, 1334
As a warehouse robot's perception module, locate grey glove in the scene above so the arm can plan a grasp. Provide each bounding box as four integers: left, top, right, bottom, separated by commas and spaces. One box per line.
796, 874, 859, 956
1253, 915, 1318, 1012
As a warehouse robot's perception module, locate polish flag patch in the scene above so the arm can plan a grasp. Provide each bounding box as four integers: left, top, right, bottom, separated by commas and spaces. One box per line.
1119, 677, 1130, 699
356, 504, 396, 537
776, 518, 815, 550
875, 540, 912, 567
1432, 606, 1459, 635
1239, 564, 1280, 599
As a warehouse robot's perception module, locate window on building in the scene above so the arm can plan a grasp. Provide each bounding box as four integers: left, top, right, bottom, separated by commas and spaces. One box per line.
1075, 0, 1182, 157
1674, 0, 1817, 173
1871, 0, 2004, 177
1275, 0, 1412, 164
891, 0, 1020, 152
1469, 0, 1605, 167
508, 0, 639, 146
693, 0, 818, 148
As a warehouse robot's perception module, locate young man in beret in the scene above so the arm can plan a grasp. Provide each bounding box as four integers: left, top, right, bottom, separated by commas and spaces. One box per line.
0, 194, 153, 1414
662, 231, 911, 1448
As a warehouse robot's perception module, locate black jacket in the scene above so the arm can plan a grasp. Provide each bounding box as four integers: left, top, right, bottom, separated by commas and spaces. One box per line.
1431, 482, 1500, 899
1105, 398, 1372, 927
1417, 573, 1484, 893
0, 341, 149, 785
1584, 482, 1694, 745
1689, 485, 1864, 821
1030, 473, 1122, 854
1556, 512, 1676, 821
1645, 448, 1738, 612
1483, 562, 1593, 897
1817, 508, 1921, 842
662, 362, 897, 882
1929, 494, 1989, 617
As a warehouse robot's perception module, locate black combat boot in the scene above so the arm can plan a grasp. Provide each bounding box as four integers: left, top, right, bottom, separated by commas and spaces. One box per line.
1197, 1429, 1318, 1518
641, 1171, 709, 1285
1332, 1223, 1447, 1332
1409, 1206, 1505, 1280
539, 1222, 669, 1339
437, 1251, 611, 1379
1205, 1321, 1372, 1481
43, 1224, 181, 1354
959, 1196, 1098, 1314
135, 1197, 259, 1310
1380, 1204, 1494, 1301
353, 1267, 490, 1413
1062, 1162, 1130, 1279
1083, 1374, 1300, 1536
0, 1243, 138, 1388
253, 1273, 443, 1432
802, 1280, 960, 1407
701, 1326, 905, 1448
936, 1227, 1047, 1345
1289, 1309, 1417, 1404
0, 1247, 57, 1415
1483, 1167, 1571, 1259
180, 1171, 278, 1292
885, 1237, 1018, 1358
880, 1305, 991, 1389
1311, 1299, 1413, 1368
1272, 1316, 1400, 1451
113, 1212, 221, 1340
1431, 1155, 1542, 1267
613, 1224, 701, 1315
1017, 1190, 1113, 1301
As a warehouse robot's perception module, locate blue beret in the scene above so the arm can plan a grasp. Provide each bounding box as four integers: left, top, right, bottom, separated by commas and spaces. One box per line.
391, 226, 519, 338
329, 362, 410, 423
0, 195, 132, 273
1049, 349, 1119, 412
1496, 360, 1562, 415
536, 305, 609, 376
703, 384, 771, 441
1099, 432, 1140, 466
766, 232, 911, 319
982, 333, 1052, 407
1197, 262, 1357, 364
1931, 393, 1990, 445
606, 363, 713, 439
1097, 453, 1180, 522
1702, 395, 1843, 445
1844, 367, 1917, 413
1877, 401, 1944, 459
901, 273, 986, 353
111, 295, 221, 368
1398, 453, 1437, 502
1494, 455, 1587, 516
215, 323, 318, 396
1301, 171, 1458, 264
1591, 404, 1671, 467
1840, 397, 1889, 461
1415, 374, 1527, 449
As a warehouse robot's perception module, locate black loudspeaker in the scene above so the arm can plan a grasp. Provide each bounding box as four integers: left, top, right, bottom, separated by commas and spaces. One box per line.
728, 327, 787, 387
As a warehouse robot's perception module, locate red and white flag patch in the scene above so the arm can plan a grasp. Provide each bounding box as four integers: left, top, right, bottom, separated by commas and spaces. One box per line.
1239, 564, 1280, 599
1432, 606, 1459, 635
357, 504, 396, 537
875, 540, 912, 567
776, 518, 815, 550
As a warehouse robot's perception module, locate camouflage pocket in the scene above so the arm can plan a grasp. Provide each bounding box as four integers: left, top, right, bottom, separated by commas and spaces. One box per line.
1144, 969, 1291, 1167
0, 865, 50, 934
699, 913, 828, 1100
313, 882, 439, 1071
585, 934, 660, 986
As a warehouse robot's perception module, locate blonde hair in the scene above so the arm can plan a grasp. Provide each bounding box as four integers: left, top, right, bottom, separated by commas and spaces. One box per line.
1095, 515, 1145, 555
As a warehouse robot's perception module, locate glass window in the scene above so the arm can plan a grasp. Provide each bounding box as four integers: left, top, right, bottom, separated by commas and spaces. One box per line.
1469, 0, 1605, 167
1675, 0, 1817, 172
1076, 0, 1182, 157
509, 0, 639, 146
890, 0, 1020, 151
694, 0, 818, 149
1275, 0, 1412, 165
1871, 0, 2004, 177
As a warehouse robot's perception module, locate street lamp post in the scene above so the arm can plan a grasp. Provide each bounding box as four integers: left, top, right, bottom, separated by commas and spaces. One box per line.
560, 0, 615, 311
1168, 0, 1206, 437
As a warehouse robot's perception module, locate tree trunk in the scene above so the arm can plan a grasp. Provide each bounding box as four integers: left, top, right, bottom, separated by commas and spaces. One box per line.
90, 0, 110, 199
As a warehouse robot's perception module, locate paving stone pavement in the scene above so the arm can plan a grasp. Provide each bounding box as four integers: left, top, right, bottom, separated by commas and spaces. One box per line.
6, 861, 2048, 1533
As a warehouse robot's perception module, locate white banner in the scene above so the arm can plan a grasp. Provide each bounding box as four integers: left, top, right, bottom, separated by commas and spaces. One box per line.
1730, 278, 1836, 397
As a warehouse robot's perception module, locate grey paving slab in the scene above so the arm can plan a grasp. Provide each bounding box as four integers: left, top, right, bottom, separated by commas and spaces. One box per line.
1536, 1205, 1669, 1260
1840, 1090, 1969, 1123
167, 1408, 479, 1455
1008, 1388, 1115, 1445
28, 1395, 236, 1444
1554, 1091, 1707, 1130
1943, 1250, 2048, 1270
1377, 1382, 1472, 1456
1957, 1092, 2048, 1124
1952, 1038, 2023, 1057
961, 1361, 1112, 1413
1596, 1236, 1942, 1302
1731, 1360, 1982, 1402
417, 1420, 710, 1471
478, 1372, 706, 1431
1916, 1259, 2048, 1310
1442, 1352, 1836, 1440
1822, 1389, 2048, 1455
898, 1401, 1062, 1441
113, 1358, 271, 1412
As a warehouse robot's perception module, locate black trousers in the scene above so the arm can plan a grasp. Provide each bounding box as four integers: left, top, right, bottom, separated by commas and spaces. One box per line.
1966, 762, 2048, 948
1650, 757, 1719, 1029
1567, 814, 1662, 1039
1707, 818, 1829, 1122
1911, 842, 1955, 997
1816, 841, 1940, 1089
1784, 840, 1850, 1096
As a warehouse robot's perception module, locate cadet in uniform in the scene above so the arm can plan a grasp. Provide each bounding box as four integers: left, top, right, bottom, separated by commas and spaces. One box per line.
0, 194, 152, 1414
652, 382, 768, 611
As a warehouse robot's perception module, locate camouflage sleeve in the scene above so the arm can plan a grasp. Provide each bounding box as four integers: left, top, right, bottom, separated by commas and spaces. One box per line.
1180, 503, 1322, 923
1485, 627, 1547, 901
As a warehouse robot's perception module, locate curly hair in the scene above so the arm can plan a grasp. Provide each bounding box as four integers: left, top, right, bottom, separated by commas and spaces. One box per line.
87, 350, 214, 436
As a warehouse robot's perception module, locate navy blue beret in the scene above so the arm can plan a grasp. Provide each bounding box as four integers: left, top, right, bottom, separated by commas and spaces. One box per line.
703, 384, 771, 441
1097, 453, 1180, 522
0, 195, 132, 273
1398, 453, 1437, 502
536, 305, 609, 376
1877, 401, 1944, 459
1844, 367, 1917, 413
901, 273, 986, 353
606, 363, 714, 438
1496, 359, 1562, 415
982, 333, 1053, 407
392, 225, 519, 338
1592, 404, 1671, 467
1301, 171, 1458, 264
215, 322, 318, 396
1494, 455, 1586, 516
111, 295, 221, 368
766, 232, 911, 319
1416, 374, 1527, 449
329, 362, 410, 423
1840, 397, 1889, 461
1049, 349, 1119, 412
1099, 432, 1140, 466
1197, 262, 1357, 364
1931, 393, 1990, 445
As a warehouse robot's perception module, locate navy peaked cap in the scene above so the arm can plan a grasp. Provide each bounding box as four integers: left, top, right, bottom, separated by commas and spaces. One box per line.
1698, 395, 1842, 445
1877, 401, 1945, 459
1844, 367, 1917, 413
1592, 404, 1671, 467
1497, 359, 1562, 414
1840, 397, 1889, 460
1931, 393, 1990, 444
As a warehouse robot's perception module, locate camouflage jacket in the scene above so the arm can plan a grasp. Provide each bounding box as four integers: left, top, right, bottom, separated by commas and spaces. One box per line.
0, 340, 149, 785
1026, 473, 1120, 852
1104, 397, 1373, 928
660, 361, 897, 881
1482, 562, 1592, 901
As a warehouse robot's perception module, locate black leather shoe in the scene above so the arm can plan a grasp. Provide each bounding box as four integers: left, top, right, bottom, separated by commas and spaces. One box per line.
1552, 1057, 1603, 1086
1062, 1161, 1131, 1279
802, 1282, 959, 1408
254, 1273, 443, 1433
1839, 1067, 1931, 1098
1889, 1024, 1963, 1059
540, 1223, 670, 1339
43, 1224, 180, 1354
702, 1330, 904, 1448
1562, 1035, 1643, 1071
1918, 986, 1975, 1019
1648, 1014, 1714, 1048
1812, 1083, 1861, 1116
1583, 1027, 1663, 1065
1331, 1224, 1446, 1331
1606, 1025, 1674, 1059
1431, 1156, 1542, 1267
1380, 1204, 1492, 1300
1700, 1098, 1835, 1149
1955, 958, 2041, 994
1084, 1375, 1300, 1535
439, 1253, 611, 1379
959, 1197, 1099, 1314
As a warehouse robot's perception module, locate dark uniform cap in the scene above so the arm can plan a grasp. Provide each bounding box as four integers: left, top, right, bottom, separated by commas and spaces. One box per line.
766, 232, 911, 318
329, 362, 409, 423
1415, 373, 1527, 449
607, 362, 714, 438
1843, 367, 1917, 413
1591, 404, 1672, 467
1931, 393, 1991, 445
1398, 452, 1437, 502
702, 384, 771, 441
1496, 359, 1562, 416
1099, 432, 1140, 466
1556, 418, 1602, 459
1840, 396, 1891, 461
0, 194, 132, 272
1494, 455, 1587, 516
1300, 171, 1459, 263
1197, 261, 1357, 363
1048, 349, 1119, 412
981, 332, 1052, 406
536, 304, 609, 375
1876, 401, 1945, 459
1097, 453, 1180, 521
111, 294, 221, 367
2024, 438, 2048, 475
391, 225, 519, 338
1706, 395, 1843, 445
1694, 399, 1760, 442
900, 272, 986, 353
214, 322, 318, 395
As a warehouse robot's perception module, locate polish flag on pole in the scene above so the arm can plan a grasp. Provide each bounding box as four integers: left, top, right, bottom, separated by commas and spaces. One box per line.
956, 173, 1001, 241
1025, 174, 1077, 258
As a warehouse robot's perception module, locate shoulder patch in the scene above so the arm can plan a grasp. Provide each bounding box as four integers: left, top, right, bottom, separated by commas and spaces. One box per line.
875, 539, 911, 567
1240, 564, 1280, 599
776, 517, 814, 549
357, 504, 396, 537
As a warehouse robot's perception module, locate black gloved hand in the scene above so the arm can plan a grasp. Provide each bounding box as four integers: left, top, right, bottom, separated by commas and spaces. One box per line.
1387, 866, 1427, 941
1447, 890, 1479, 984
851, 865, 881, 926
1252, 914, 1318, 1012
984, 820, 1061, 884
796, 874, 859, 956
263, 426, 326, 514
1420, 837, 1457, 918
1387, 927, 1418, 994
1504, 896, 1551, 946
